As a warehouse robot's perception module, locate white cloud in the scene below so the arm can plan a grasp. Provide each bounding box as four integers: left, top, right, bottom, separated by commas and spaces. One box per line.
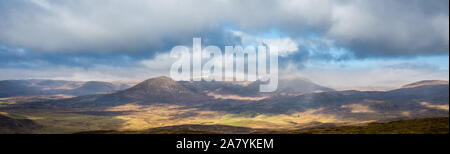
262, 38, 298, 57
140, 52, 175, 73
230, 30, 298, 57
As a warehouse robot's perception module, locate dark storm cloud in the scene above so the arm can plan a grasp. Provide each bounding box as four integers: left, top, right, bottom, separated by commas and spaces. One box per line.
0, 45, 136, 68
0, 28, 242, 69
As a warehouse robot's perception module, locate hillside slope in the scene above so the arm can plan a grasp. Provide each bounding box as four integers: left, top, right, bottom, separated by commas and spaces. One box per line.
0, 114, 42, 133
257, 117, 449, 134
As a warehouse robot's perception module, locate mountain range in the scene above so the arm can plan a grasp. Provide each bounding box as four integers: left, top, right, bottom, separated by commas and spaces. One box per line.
0, 79, 136, 97
0, 76, 448, 133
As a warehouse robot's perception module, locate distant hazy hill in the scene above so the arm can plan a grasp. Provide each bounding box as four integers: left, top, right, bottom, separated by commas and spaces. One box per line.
276, 78, 334, 94
180, 77, 333, 96
0, 79, 134, 97
401, 80, 449, 88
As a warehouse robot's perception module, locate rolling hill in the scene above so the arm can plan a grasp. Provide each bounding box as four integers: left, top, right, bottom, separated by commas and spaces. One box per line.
0, 79, 134, 97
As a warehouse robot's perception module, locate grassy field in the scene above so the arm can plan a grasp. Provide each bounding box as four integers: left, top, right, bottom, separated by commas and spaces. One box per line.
76, 117, 449, 134
0, 97, 448, 134
0, 110, 125, 133
0, 104, 350, 133
103, 104, 350, 131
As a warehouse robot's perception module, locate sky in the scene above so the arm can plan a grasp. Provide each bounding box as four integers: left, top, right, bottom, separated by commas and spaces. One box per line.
0, 0, 448, 90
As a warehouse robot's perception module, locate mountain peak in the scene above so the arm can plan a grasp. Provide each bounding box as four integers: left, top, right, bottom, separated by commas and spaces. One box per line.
126, 76, 183, 93
401, 80, 449, 88
115, 76, 202, 103
139, 76, 176, 85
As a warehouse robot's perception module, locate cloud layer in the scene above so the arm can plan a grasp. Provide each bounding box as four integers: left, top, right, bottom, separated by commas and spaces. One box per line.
0, 0, 448, 89
1, 0, 448, 56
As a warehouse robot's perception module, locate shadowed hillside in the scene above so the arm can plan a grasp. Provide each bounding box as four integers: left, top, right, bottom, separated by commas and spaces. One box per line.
255, 117, 449, 134
76, 124, 261, 134
0, 114, 42, 133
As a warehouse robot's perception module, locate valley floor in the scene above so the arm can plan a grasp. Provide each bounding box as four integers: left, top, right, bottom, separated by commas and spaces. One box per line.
76, 117, 449, 134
